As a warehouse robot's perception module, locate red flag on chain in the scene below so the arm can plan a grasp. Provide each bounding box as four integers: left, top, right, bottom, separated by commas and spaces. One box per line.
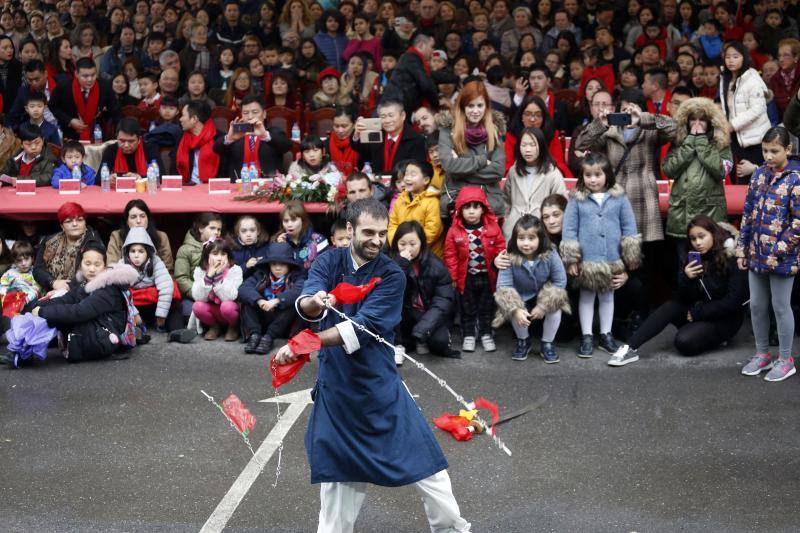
270, 328, 321, 388
329, 277, 382, 304
474, 397, 500, 436
434, 414, 475, 442
221, 394, 256, 435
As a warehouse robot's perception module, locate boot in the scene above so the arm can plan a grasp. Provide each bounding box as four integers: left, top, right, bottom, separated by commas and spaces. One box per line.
204, 325, 222, 340
255, 335, 274, 355
224, 326, 240, 342
512, 338, 531, 361
244, 334, 262, 354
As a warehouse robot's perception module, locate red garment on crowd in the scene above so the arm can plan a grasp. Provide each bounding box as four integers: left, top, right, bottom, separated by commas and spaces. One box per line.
114, 140, 148, 176
176, 119, 220, 183
578, 64, 615, 101
18, 160, 34, 177
504, 131, 573, 179
328, 134, 359, 176
72, 77, 99, 141
769, 63, 800, 115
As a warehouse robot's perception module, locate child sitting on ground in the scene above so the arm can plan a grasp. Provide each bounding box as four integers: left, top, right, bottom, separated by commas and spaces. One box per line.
51, 141, 96, 188
239, 242, 305, 355
191, 238, 243, 342
272, 201, 328, 270
388, 160, 443, 256
231, 215, 270, 280
0, 241, 44, 324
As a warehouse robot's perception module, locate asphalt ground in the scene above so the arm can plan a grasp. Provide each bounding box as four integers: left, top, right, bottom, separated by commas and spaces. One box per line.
2, 320, 800, 533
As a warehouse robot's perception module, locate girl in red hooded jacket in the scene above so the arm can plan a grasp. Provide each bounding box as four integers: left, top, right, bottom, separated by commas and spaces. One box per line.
444, 186, 506, 353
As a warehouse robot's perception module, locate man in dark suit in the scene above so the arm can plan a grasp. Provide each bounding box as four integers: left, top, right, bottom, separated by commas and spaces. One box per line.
213, 94, 292, 178
352, 98, 426, 175
381, 33, 438, 115
100, 117, 163, 180
50, 57, 118, 141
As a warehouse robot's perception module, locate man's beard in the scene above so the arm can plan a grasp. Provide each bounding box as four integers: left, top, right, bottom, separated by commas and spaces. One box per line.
353, 237, 381, 262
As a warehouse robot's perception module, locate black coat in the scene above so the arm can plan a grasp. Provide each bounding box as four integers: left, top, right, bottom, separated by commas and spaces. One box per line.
394, 252, 455, 340
381, 50, 438, 115
0, 59, 23, 115
38, 264, 139, 361
238, 265, 307, 309
677, 256, 748, 322
34, 227, 105, 290
100, 142, 164, 176
351, 124, 426, 175
212, 128, 292, 178
50, 78, 119, 141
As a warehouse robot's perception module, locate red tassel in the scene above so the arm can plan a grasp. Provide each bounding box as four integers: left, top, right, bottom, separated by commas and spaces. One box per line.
329, 277, 382, 304
474, 397, 500, 436
221, 394, 256, 434
434, 413, 474, 442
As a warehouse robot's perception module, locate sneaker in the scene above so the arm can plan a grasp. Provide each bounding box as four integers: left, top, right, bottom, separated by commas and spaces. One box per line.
244, 334, 262, 354
598, 332, 619, 354
764, 357, 796, 382
608, 344, 640, 367
741, 353, 775, 376
415, 342, 430, 355
462, 336, 476, 352
255, 335, 274, 355
577, 335, 593, 358
481, 334, 496, 352
394, 345, 406, 366
512, 338, 531, 361
0, 352, 20, 368
540, 341, 559, 363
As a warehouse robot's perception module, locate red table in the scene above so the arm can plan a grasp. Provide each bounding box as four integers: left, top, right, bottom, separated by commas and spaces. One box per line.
0, 186, 331, 220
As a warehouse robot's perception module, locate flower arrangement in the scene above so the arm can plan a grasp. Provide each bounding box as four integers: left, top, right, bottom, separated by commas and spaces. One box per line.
234, 164, 342, 206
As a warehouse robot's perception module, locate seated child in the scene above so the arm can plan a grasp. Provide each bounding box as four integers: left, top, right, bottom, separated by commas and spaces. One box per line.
231, 215, 270, 280
190, 238, 243, 342
272, 201, 328, 270
238, 242, 305, 355
24, 92, 60, 146
391, 220, 458, 364
329, 219, 351, 248
137, 72, 161, 112
174, 212, 223, 322
51, 141, 97, 188
143, 95, 183, 160
388, 160, 443, 256
0, 241, 45, 325
121, 227, 184, 333
0, 122, 57, 186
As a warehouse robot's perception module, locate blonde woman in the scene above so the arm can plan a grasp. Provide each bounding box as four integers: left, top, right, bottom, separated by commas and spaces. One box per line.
279, 0, 315, 40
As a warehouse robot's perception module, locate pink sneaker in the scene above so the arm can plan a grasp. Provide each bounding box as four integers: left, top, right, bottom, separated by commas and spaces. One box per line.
764, 357, 796, 382
741, 353, 774, 376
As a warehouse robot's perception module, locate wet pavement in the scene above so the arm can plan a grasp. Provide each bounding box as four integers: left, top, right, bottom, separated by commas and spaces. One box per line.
2, 322, 800, 533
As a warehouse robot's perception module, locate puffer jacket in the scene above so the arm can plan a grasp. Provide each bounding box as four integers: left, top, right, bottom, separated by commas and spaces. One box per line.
120, 227, 174, 319
437, 109, 507, 218
719, 67, 772, 148
444, 186, 506, 293
107, 229, 174, 272
388, 189, 443, 256
664, 97, 733, 238
174, 230, 203, 297
191, 265, 243, 303
502, 160, 567, 239
37, 264, 139, 361
238, 262, 306, 310
736, 156, 800, 275
560, 184, 642, 292
393, 251, 455, 342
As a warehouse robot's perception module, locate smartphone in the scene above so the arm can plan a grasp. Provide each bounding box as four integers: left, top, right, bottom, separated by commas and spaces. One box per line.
687, 251, 702, 265
233, 122, 254, 134
359, 118, 383, 143
607, 113, 632, 127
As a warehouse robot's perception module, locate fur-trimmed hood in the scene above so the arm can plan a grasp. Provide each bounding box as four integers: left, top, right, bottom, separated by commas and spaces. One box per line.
507, 245, 555, 267
569, 183, 625, 202
79, 264, 139, 293
434, 109, 507, 137
718, 221, 739, 258
673, 97, 730, 150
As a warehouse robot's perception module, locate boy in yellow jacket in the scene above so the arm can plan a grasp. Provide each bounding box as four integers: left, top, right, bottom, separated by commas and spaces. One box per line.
388, 160, 444, 256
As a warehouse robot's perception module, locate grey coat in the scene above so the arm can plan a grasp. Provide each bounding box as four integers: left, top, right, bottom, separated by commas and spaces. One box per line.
120, 227, 175, 319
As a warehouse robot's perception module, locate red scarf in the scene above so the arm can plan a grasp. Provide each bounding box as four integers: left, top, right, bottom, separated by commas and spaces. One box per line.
176, 120, 220, 184
114, 141, 148, 176
383, 128, 403, 173
243, 134, 262, 176
72, 77, 100, 141
329, 134, 358, 175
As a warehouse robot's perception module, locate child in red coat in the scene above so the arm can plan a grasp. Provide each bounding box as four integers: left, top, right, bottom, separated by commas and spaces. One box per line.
444, 186, 506, 353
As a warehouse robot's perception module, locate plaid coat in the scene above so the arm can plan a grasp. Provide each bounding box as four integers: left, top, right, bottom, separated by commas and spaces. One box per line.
575, 112, 677, 242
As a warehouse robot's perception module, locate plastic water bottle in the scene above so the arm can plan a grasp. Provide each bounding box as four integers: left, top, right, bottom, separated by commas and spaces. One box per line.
291, 122, 300, 142
93, 124, 102, 143
147, 160, 158, 195
249, 161, 258, 182
362, 161, 373, 180
71, 164, 82, 189
100, 162, 110, 192
241, 163, 252, 194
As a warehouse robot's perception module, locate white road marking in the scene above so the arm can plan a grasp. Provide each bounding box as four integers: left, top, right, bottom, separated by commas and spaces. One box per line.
200, 388, 314, 533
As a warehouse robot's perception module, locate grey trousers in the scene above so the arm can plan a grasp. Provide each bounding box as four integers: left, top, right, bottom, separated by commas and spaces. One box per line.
749, 272, 795, 359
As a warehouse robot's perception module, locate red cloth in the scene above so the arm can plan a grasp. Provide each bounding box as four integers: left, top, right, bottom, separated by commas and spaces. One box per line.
130, 282, 182, 306
176, 119, 220, 184
2, 291, 27, 318
114, 141, 148, 176
647, 89, 672, 116
18, 160, 34, 177
329, 277, 381, 304
72, 77, 100, 141
444, 186, 505, 293
221, 394, 256, 434
329, 134, 359, 176
634, 33, 667, 60
769, 63, 800, 115
578, 64, 615, 101
503, 131, 573, 178
383, 129, 403, 173
434, 413, 474, 441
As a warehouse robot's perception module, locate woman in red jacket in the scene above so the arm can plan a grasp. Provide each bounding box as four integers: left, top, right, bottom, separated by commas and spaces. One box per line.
505, 95, 572, 178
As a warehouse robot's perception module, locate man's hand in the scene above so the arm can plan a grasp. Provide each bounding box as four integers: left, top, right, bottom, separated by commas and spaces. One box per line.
599, 107, 610, 127
301, 291, 337, 318
623, 102, 642, 128
252, 119, 269, 140
31, 306, 40, 316
514, 77, 529, 97
494, 250, 511, 270
354, 117, 367, 137
568, 263, 580, 277
529, 306, 545, 320
737, 257, 748, 270
684, 260, 703, 279
69, 118, 87, 131
686, 311, 693, 322
513, 308, 531, 328
227, 117, 245, 143
611, 271, 629, 290
156, 317, 166, 328
273, 343, 299, 364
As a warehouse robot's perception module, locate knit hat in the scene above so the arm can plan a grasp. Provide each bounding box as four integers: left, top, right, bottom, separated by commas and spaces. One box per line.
57, 202, 86, 224
318, 67, 341, 87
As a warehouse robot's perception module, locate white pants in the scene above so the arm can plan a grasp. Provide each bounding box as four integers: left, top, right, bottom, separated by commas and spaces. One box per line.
317, 469, 471, 533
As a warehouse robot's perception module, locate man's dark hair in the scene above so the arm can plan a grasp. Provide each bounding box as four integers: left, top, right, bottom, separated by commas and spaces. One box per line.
377, 98, 404, 112
346, 171, 371, 186
529, 62, 553, 79
117, 117, 142, 137
18, 122, 42, 142
412, 32, 435, 47
147, 31, 166, 44
329, 218, 348, 236
241, 94, 265, 109
346, 198, 388, 228
486, 64, 506, 85
672, 85, 694, 98
25, 92, 46, 105
75, 57, 96, 71
139, 72, 158, 84
185, 100, 212, 123
644, 67, 668, 89
24, 59, 45, 73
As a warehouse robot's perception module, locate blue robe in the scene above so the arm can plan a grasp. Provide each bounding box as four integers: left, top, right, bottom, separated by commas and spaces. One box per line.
300, 246, 448, 486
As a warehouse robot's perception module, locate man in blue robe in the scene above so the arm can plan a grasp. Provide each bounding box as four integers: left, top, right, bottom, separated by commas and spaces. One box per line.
274, 199, 471, 533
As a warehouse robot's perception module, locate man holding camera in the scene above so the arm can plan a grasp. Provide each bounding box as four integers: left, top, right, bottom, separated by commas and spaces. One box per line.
352, 99, 426, 175
214, 95, 292, 179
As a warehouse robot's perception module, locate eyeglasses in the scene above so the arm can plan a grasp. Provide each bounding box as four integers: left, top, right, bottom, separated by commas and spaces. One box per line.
522, 111, 543, 119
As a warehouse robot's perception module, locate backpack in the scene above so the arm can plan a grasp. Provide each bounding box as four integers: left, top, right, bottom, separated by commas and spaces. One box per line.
120, 290, 138, 348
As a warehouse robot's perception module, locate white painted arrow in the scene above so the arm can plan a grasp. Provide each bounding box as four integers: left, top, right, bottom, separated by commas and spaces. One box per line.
200, 388, 314, 533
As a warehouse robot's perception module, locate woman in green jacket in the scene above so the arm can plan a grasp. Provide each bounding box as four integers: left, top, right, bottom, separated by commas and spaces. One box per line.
664, 96, 733, 259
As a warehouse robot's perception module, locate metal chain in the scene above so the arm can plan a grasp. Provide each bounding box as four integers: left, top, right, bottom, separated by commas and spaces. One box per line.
201, 390, 259, 460
324, 303, 512, 456
271, 387, 283, 488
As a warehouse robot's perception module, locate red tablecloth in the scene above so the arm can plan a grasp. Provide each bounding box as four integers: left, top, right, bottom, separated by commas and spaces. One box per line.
0, 186, 330, 219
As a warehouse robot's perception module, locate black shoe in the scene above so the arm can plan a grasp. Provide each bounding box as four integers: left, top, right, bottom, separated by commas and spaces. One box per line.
628, 314, 643, 337
255, 335, 274, 355
512, 338, 531, 361
244, 334, 262, 354
444, 349, 462, 359
540, 341, 559, 363
138, 334, 151, 345
578, 334, 594, 358
169, 328, 197, 344
598, 332, 619, 354
0, 352, 20, 368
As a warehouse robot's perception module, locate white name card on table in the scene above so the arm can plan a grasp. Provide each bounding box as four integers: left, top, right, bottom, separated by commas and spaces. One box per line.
58, 179, 81, 194
116, 176, 136, 192
15, 179, 35, 195
161, 175, 183, 191
208, 178, 231, 195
